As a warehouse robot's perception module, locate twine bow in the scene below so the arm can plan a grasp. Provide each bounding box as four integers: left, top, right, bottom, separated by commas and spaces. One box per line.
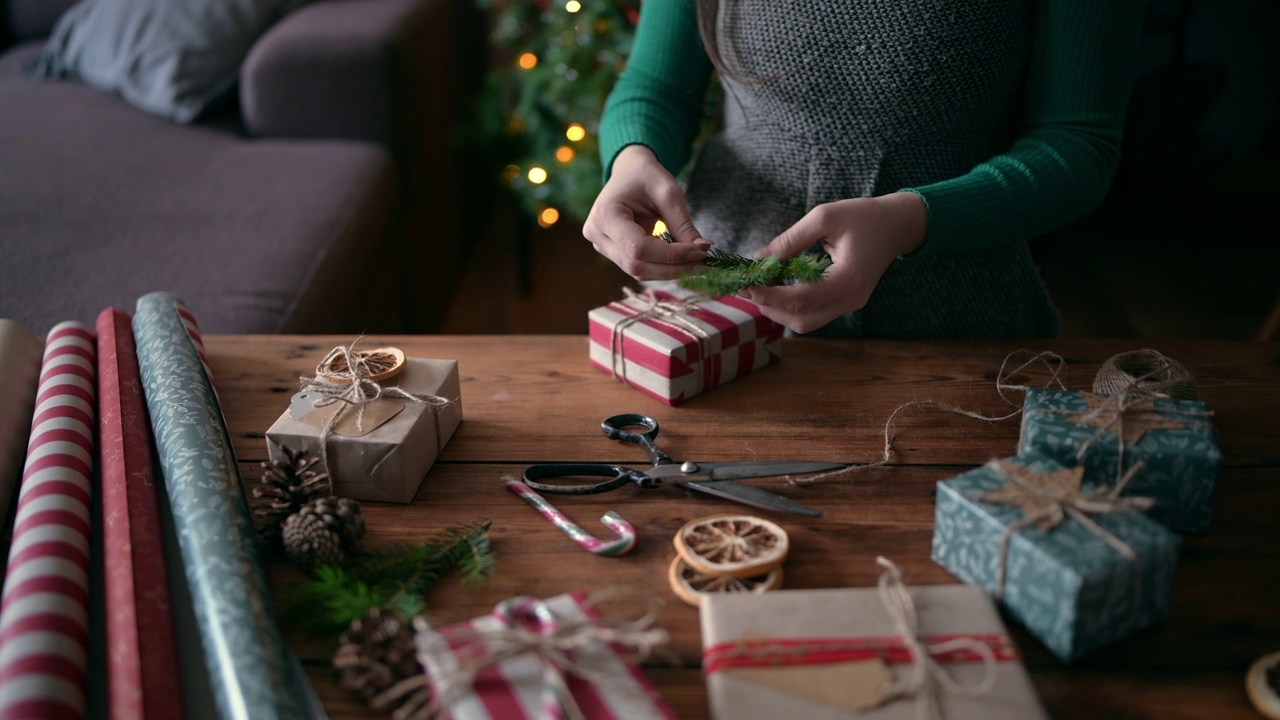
874, 557, 999, 720
300, 341, 452, 479
976, 459, 1154, 604
416, 592, 669, 720
609, 287, 713, 394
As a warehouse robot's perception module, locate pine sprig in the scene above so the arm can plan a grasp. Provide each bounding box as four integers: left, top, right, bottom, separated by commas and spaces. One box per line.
282, 521, 495, 638
679, 249, 832, 297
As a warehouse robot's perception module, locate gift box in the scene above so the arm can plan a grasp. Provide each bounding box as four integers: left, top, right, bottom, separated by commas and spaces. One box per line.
931, 451, 1180, 663
588, 289, 783, 404
416, 592, 679, 720
1018, 387, 1222, 533
700, 569, 1048, 719
266, 357, 462, 503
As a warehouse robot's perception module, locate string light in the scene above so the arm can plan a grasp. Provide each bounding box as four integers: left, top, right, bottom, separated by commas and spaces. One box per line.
527, 166, 548, 184
565, 0, 581, 12
502, 164, 520, 182
565, 123, 586, 142
538, 208, 561, 228
555, 146, 574, 163
518, 53, 538, 70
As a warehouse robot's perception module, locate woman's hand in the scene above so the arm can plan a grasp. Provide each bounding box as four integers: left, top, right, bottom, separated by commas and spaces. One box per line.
583, 145, 710, 281
740, 192, 928, 334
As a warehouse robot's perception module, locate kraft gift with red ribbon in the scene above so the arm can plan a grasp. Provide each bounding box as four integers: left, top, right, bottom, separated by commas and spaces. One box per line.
588, 289, 783, 405
0, 321, 96, 719
700, 559, 1048, 720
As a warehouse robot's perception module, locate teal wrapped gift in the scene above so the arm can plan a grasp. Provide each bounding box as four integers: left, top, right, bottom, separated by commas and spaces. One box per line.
931, 452, 1180, 663
1018, 387, 1222, 534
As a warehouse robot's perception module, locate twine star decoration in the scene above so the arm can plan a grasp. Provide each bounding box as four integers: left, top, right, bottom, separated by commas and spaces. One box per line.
1066, 392, 1185, 445
977, 460, 1089, 530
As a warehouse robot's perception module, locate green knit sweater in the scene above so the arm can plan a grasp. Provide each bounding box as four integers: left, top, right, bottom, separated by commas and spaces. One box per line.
600, 0, 1146, 257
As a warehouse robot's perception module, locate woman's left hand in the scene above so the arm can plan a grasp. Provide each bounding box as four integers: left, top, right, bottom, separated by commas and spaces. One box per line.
739, 192, 929, 334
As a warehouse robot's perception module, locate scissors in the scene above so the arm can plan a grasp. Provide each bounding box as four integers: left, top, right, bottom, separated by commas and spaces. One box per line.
521, 413, 846, 517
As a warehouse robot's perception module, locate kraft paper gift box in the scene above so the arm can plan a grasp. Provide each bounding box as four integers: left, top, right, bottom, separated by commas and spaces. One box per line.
1018, 387, 1222, 533
699, 577, 1048, 720
931, 451, 1180, 663
416, 592, 679, 720
266, 358, 462, 503
588, 289, 783, 405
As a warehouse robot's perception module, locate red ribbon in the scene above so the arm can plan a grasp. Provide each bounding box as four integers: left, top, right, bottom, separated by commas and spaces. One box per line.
703, 633, 1019, 676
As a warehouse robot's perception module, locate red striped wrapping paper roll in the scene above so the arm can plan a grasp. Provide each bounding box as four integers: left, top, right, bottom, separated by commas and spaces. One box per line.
96, 309, 184, 720
0, 321, 96, 720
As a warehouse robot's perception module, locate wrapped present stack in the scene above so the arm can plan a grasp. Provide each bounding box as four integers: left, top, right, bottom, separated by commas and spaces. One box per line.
588, 288, 783, 405
931, 349, 1220, 663
266, 343, 463, 503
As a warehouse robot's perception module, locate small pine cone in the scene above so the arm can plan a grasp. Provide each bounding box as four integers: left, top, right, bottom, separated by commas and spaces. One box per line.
333, 608, 421, 706
311, 496, 366, 548
250, 444, 332, 546
282, 510, 344, 570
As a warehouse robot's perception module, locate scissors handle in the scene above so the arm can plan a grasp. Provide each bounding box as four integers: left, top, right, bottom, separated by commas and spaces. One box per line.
522, 463, 657, 494
600, 413, 674, 466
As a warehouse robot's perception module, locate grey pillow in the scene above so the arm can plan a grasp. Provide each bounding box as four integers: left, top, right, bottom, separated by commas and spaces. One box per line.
27, 0, 306, 123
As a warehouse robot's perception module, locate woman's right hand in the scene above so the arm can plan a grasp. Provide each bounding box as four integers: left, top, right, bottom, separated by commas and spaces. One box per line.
583, 145, 710, 281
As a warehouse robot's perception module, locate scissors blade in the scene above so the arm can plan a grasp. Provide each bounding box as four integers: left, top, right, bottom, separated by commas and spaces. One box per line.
698, 461, 847, 481
683, 479, 822, 517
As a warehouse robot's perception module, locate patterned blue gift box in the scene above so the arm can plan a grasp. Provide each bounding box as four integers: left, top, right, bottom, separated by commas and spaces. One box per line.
931, 451, 1180, 663
1018, 387, 1222, 534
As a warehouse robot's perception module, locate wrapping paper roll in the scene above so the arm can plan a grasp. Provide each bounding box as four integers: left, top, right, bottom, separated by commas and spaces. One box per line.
132, 293, 305, 720
0, 321, 96, 719
0, 320, 44, 561
96, 309, 184, 719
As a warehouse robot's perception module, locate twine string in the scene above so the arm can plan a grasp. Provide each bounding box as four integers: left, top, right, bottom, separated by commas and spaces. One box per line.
790, 350, 1068, 485
300, 341, 452, 482
874, 557, 998, 720
609, 288, 714, 395
416, 591, 670, 720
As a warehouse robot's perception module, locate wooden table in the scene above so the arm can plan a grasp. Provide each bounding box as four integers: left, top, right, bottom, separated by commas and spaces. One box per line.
207, 335, 1280, 720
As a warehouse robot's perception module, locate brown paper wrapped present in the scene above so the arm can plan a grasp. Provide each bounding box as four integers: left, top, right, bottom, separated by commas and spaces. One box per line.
266, 355, 462, 503
700, 559, 1047, 720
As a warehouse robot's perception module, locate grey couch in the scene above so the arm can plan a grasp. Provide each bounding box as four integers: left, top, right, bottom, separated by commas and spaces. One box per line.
0, 0, 484, 335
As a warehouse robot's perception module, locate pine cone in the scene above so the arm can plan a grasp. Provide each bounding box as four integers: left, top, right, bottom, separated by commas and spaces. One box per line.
281, 496, 365, 570
333, 608, 421, 706
250, 445, 331, 545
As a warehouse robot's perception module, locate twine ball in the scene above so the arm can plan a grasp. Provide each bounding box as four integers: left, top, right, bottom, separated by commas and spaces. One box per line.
1093, 349, 1198, 401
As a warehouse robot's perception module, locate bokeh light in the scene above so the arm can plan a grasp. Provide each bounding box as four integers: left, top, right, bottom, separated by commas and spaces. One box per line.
527, 166, 548, 184
538, 207, 561, 227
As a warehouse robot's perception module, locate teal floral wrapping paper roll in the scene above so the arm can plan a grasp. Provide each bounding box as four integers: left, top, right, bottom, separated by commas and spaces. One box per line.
930, 451, 1180, 664
1018, 387, 1222, 534
132, 292, 306, 720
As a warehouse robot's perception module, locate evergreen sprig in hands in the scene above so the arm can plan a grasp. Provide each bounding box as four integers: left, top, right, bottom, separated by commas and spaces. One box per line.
678, 246, 833, 297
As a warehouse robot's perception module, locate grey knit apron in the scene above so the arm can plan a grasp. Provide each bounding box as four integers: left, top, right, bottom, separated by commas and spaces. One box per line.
683, 0, 1061, 338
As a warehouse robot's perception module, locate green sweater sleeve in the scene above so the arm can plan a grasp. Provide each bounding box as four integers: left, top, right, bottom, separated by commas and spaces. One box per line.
599, 0, 712, 180
907, 1, 1147, 256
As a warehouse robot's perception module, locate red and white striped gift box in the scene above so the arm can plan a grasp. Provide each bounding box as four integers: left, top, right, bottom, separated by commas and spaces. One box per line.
0, 321, 96, 720
588, 290, 784, 405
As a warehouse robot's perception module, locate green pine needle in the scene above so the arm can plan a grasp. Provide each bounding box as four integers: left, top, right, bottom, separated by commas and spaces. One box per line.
678, 249, 832, 297
281, 520, 495, 638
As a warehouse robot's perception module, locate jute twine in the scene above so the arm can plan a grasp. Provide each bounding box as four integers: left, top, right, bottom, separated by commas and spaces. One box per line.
874, 557, 998, 720
1093, 349, 1198, 401
300, 341, 452, 482
402, 589, 670, 720
609, 288, 713, 395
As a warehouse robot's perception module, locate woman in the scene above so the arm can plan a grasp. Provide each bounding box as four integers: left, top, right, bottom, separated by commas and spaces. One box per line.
583, 0, 1146, 337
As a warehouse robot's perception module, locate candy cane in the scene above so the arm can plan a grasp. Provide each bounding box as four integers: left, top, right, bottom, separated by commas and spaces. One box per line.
503, 477, 637, 556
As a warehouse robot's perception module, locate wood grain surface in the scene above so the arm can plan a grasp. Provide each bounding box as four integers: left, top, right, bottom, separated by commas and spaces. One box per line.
207, 335, 1280, 720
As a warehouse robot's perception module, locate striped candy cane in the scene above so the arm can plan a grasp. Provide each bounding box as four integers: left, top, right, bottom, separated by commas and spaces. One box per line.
504, 477, 637, 556
0, 321, 96, 720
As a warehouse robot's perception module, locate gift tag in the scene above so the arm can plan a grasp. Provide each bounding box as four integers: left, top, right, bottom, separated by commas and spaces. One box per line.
288, 391, 403, 437
724, 658, 894, 712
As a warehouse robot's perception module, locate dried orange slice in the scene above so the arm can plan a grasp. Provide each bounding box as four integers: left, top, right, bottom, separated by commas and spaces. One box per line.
667, 556, 784, 607
318, 346, 406, 384
673, 514, 789, 579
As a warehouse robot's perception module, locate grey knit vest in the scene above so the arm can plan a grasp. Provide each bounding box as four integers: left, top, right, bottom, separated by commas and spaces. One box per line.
684, 0, 1060, 338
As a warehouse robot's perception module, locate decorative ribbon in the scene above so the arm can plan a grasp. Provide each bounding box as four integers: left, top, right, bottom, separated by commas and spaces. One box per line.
977, 459, 1154, 612
299, 341, 452, 479
413, 591, 669, 720
703, 558, 1004, 720
1093, 348, 1198, 401
607, 288, 714, 395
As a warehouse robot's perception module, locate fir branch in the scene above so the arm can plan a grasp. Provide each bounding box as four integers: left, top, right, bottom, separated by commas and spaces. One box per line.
678, 249, 833, 297
281, 520, 495, 638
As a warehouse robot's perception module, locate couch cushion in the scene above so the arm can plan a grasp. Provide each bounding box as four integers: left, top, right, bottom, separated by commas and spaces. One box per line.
25, 0, 305, 122
1, 42, 398, 335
